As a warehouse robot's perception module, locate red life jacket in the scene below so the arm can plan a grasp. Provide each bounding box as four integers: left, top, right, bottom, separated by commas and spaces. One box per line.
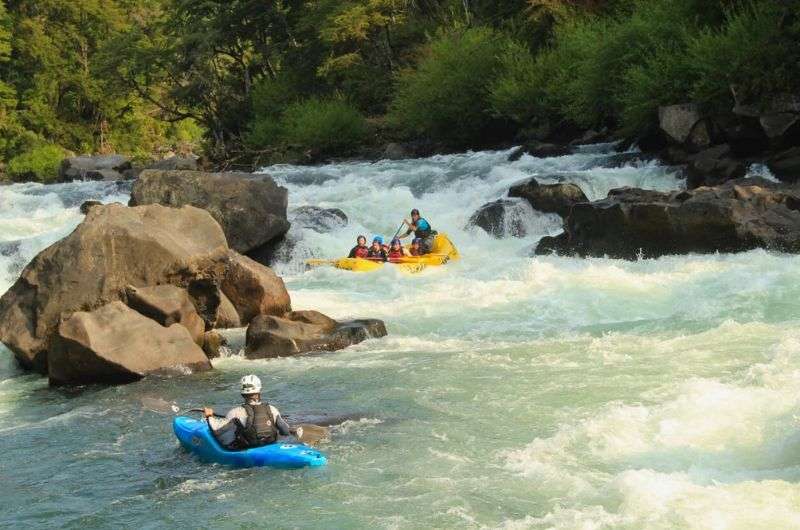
354, 246, 369, 258
388, 249, 404, 259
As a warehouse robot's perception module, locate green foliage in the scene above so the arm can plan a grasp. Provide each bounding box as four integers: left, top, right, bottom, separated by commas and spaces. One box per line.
688, 2, 800, 111
7, 144, 65, 182
388, 27, 511, 147
247, 97, 367, 154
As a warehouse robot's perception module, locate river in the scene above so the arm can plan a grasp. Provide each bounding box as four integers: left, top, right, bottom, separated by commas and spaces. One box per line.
2, 146, 800, 529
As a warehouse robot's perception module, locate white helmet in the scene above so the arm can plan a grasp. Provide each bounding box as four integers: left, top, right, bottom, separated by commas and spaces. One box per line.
240, 374, 262, 395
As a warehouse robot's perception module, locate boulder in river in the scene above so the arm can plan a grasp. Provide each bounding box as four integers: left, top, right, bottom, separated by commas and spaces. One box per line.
508, 178, 588, 218
49, 301, 211, 385
686, 144, 747, 188
768, 147, 800, 183
130, 170, 290, 255
245, 310, 387, 359
0, 203, 228, 373
125, 284, 206, 345
658, 104, 713, 150
535, 178, 800, 259
221, 251, 291, 326
215, 292, 242, 329
145, 155, 199, 171
467, 199, 527, 238
59, 155, 131, 182
290, 206, 348, 233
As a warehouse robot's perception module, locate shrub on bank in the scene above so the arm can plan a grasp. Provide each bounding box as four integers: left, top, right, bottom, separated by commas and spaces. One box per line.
282, 97, 368, 153
388, 27, 511, 147
7, 144, 64, 182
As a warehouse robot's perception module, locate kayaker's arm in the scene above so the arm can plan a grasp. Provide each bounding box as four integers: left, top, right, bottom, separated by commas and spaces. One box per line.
399, 219, 415, 239
275, 413, 292, 436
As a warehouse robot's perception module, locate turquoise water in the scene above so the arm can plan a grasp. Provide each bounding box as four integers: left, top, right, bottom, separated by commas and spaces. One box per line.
2, 148, 800, 528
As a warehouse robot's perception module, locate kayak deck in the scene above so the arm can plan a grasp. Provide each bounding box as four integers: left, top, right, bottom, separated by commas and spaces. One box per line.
331, 233, 459, 273
173, 416, 327, 469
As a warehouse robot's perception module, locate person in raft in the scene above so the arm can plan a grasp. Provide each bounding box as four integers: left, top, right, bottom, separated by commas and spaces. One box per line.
366, 236, 388, 261
387, 237, 409, 260
400, 208, 436, 254
409, 238, 422, 256
203, 375, 301, 450
348, 235, 369, 258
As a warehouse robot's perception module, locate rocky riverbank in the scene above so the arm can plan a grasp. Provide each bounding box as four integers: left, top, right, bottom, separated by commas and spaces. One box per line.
0, 171, 387, 386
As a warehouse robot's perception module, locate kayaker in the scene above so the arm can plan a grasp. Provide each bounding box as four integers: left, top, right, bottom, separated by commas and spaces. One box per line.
409, 238, 422, 256
387, 238, 408, 261
400, 208, 436, 254
367, 236, 388, 262
202, 374, 300, 450
348, 235, 369, 258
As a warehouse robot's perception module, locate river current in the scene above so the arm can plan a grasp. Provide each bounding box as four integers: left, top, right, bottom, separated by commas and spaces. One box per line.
2, 146, 800, 529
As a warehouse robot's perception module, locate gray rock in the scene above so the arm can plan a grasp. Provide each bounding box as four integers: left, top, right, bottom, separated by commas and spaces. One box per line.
659, 104, 704, 144
125, 284, 206, 345
508, 178, 588, 218
59, 155, 132, 182
535, 178, 800, 259
49, 301, 211, 386
220, 251, 292, 326
686, 144, 747, 188
768, 147, 800, 183
245, 310, 387, 359
0, 203, 228, 373
130, 170, 290, 255
147, 155, 199, 171
290, 206, 348, 233
467, 199, 527, 238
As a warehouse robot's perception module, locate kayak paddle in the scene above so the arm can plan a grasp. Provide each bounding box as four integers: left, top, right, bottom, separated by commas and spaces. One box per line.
141, 397, 330, 446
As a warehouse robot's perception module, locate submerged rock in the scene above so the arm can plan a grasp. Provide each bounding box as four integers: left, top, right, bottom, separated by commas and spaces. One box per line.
290, 206, 348, 233
508, 178, 588, 218
467, 199, 527, 238
536, 178, 800, 259
130, 170, 290, 255
49, 301, 211, 385
245, 310, 387, 359
0, 203, 228, 373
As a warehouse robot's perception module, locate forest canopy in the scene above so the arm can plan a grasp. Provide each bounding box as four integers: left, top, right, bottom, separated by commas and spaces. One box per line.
0, 0, 797, 178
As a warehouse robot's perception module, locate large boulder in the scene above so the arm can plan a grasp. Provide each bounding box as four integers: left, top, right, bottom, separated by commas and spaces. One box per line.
290, 206, 348, 233
130, 170, 290, 254
658, 104, 713, 150
49, 301, 210, 385
508, 178, 588, 218
146, 155, 198, 171
0, 203, 228, 373
125, 284, 205, 345
220, 252, 291, 326
467, 199, 527, 238
215, 292, 242, 329
535, 178, 800, 259
768, 147, 800, 183
734, 91, 800, 141
245, 311, 386, 359
59, 155, 131, 182
686, 144, 747, 188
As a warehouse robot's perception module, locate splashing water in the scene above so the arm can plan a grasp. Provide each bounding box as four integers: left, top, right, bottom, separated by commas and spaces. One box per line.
2, 147, 800, 528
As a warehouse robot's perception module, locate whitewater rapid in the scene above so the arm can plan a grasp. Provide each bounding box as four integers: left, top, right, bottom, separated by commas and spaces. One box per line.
2, 146, 800, 528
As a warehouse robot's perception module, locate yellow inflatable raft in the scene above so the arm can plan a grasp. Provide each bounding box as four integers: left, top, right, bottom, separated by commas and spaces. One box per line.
308, 233, 459, 274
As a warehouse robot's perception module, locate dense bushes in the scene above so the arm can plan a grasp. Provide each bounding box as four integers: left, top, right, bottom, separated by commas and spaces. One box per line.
485, 0, 800, 139
247, 96, 367, 155
388, 27, 512, 147
6, 144, 64, 182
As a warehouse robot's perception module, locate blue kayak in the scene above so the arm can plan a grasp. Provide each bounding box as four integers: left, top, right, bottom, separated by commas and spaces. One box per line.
173, 416, 327, 469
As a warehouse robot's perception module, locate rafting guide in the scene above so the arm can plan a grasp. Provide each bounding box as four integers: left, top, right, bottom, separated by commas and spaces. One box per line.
305, 207, 458, 273
202, 374, 301, 450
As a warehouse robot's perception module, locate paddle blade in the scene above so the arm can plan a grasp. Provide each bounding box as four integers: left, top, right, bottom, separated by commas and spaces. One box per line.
295, 423, 329, 446
305, 259, 336, 267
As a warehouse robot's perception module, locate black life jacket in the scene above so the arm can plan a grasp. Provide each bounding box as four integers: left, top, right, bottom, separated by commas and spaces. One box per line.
236, 403, 278, 448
